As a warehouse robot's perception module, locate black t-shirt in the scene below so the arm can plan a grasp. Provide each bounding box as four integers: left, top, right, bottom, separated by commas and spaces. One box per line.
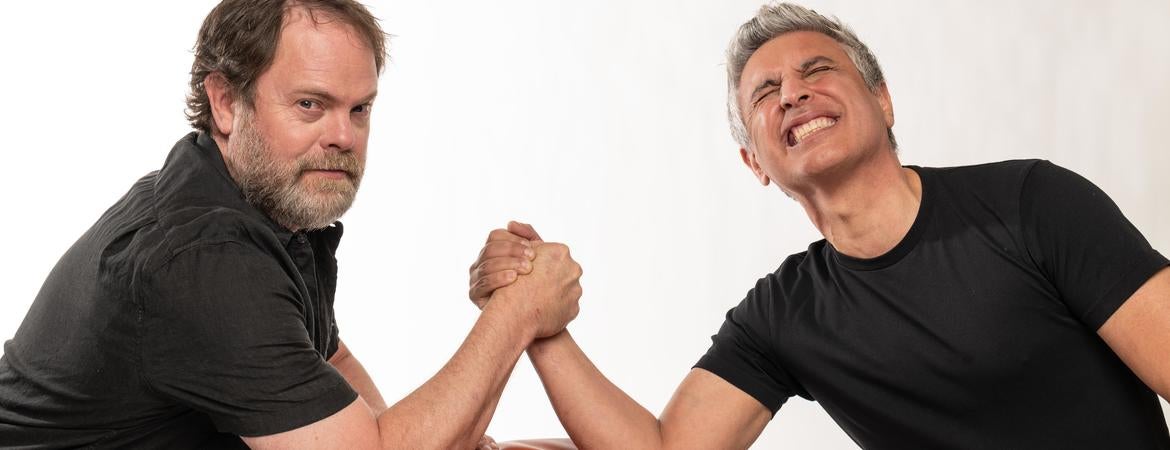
0, 132, 357, 448
696, 160, 1170, 448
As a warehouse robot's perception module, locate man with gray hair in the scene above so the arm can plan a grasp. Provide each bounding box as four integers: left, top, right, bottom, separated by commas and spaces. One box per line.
469, 2, 1170, 447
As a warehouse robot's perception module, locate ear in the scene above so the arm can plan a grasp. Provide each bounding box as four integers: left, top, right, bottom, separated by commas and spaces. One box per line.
204, 72, 237, 137
739, 147, 770, 186
876, 82, 894, 128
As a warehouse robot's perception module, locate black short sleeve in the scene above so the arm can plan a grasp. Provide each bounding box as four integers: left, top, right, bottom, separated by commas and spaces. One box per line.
1020, 160, 1168, 329
695, 274, 801, 415
139, 241, 357, 437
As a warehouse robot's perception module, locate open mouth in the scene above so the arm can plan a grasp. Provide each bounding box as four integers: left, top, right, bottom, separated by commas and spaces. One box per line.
787, 116, 837, 147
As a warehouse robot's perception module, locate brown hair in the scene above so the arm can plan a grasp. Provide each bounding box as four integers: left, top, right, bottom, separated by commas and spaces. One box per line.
185, 0, 388, 132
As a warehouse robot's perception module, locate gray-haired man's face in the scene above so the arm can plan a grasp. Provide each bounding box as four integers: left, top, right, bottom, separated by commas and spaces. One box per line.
737, 31, 894, 194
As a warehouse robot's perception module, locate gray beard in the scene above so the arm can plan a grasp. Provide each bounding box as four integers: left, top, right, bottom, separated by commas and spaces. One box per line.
223, 113, 364, 231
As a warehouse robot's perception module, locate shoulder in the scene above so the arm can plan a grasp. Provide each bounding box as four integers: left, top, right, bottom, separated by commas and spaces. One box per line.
910, 160, 1058, 230
767, 248, 813, 290
141, 206, 286, 274
118, 206, 290, 291
135, 213, 305, 346
1018, 159, 1100, 196
918, 159, 1042, 199
737, 247, 818, 317
925, 159, 1042, 178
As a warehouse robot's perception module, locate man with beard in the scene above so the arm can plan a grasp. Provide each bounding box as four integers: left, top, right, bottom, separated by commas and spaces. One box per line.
469, 2, 1170, 448
0, 1, 582, 449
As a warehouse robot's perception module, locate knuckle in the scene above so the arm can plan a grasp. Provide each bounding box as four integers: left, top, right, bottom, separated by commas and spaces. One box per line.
491, 270, 514, 285
487, 228, 509, 242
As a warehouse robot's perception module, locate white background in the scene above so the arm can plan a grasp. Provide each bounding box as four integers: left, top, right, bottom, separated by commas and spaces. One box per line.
2, 1, 1168, 447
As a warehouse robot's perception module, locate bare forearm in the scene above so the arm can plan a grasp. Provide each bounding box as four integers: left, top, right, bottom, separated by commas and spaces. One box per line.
527, 331, 664, 449
374, 304, 531, 449
470, 371, 510, 443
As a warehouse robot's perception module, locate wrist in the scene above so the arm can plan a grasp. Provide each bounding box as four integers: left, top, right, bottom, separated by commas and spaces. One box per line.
481, 290, 539, 345
528, 329, 571, 357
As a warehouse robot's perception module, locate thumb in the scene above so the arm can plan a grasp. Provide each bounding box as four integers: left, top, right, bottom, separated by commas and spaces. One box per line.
507, 220, 543, 243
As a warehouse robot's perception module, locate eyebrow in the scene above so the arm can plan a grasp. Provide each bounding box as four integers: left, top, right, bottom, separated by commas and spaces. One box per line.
747, 55, 838, 102
294, 88, 379, 106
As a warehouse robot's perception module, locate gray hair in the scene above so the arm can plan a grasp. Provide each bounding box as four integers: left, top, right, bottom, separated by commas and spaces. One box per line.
726, 2, 895, 150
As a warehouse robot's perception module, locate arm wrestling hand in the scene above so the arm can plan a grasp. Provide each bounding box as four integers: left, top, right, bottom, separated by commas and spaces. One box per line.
487, 240, 582, 339
468, 221, 544, 309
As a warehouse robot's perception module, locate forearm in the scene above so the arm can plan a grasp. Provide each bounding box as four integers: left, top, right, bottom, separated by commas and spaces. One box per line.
470, 370, 509, 443
527, 330, 665, 449
374, 303, 531, 449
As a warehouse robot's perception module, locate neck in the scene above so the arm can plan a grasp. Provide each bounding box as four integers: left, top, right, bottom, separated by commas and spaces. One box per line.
791, 154, 922, 259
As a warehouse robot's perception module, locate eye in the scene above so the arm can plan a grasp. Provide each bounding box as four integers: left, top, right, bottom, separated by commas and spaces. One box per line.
297, 99, 320, 110
351, 103, 372, 114
753, 89, 779, 107
806, 65, 832, 77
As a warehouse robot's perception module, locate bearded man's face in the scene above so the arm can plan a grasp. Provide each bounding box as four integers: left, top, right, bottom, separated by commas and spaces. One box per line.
220, 13, 378, 231
225, 109, 364, 231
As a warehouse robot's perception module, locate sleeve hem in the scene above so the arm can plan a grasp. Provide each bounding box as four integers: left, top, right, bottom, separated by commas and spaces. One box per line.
1083, 255, 1169, 330
694, 357, 787, 416
219, 381, 359, 437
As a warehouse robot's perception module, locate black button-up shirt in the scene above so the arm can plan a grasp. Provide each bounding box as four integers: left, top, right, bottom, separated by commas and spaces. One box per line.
0, 132, 357, 447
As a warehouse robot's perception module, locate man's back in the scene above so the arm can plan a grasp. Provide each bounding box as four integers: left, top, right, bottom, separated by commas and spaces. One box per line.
0, 133, 354, 448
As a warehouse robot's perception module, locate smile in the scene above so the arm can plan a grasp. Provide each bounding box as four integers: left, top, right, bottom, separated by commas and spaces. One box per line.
788, 116, 837, 146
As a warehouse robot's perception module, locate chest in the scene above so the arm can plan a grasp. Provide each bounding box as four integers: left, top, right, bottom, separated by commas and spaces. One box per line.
775, 226, 1094, 405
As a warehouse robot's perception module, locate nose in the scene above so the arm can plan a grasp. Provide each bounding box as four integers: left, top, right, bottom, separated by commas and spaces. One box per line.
322, 111, 356, 152
780, 79, 812, 110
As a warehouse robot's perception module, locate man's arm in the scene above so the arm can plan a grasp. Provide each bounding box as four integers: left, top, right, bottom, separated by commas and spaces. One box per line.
1097, 266, 1170, 400
470, 223, 771, 449
528, 331, 771, 449
245, 242, 582, 450
329, 340, 389, 414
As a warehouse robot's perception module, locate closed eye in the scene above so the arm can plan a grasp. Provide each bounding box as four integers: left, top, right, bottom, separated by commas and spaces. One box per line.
753, 89, 779, 106
804, 65, 834, 78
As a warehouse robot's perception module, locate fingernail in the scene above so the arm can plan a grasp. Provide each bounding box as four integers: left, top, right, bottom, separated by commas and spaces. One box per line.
524, 248, 535, 259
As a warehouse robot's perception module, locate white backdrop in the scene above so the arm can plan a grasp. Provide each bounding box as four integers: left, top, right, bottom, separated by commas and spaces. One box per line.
2, 1, 1168, 447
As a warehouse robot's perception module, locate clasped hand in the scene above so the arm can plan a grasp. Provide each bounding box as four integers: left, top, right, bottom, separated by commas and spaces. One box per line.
468, 221, 582, 339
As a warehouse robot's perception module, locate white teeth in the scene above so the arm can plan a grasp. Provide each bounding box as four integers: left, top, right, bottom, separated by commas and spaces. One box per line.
791, 117, 837, 144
